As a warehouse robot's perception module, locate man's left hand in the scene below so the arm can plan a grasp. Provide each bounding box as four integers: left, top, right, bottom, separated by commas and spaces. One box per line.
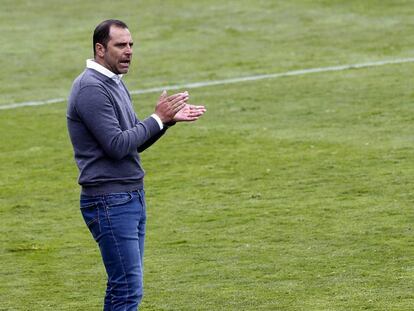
173, 104, 206, 122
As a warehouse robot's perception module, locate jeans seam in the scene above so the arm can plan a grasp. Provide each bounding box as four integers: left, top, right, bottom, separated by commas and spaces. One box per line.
97, 201, 101, 233
104, 202, 130, 310
137, 190, 145, 215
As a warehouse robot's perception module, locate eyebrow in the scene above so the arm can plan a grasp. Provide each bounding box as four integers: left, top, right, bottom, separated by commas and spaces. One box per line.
114, 41, 134, 46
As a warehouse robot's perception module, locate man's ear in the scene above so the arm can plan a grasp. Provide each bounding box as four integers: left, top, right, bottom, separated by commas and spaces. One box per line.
95, 43, 105, 58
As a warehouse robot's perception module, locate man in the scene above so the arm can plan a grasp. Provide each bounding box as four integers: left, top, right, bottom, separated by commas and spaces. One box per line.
66, 19, 205, 310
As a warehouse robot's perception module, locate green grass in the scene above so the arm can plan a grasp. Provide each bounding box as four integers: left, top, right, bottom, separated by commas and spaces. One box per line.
1, 0, 414, 310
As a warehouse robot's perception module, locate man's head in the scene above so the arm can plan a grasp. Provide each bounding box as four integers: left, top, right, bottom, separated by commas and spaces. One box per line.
93, 19, 133, 74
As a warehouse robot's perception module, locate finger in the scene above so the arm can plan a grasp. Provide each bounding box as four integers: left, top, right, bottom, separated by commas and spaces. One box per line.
189, 107, 206, 114
192, 106, 206, 111
170, 99, 187, 110
172, 101, 186, 112
187, 104, 205, 110
159, 89, 168, 100
180, 109, 204, 118
166, 93, 187, 103
170, 93, 189, 104
186, 116, 199, 121
164, 94, 181, 103
184, 118, 198, 122
187, 111, 204, 117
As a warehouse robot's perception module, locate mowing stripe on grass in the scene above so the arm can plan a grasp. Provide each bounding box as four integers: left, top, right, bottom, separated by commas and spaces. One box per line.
1, 57, 414, 110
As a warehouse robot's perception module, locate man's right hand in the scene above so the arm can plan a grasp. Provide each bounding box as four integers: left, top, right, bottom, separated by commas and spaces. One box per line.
154, 90, 188, 123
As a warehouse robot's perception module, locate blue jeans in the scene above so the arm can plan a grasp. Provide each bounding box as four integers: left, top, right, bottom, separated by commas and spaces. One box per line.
80, 190, 147, 311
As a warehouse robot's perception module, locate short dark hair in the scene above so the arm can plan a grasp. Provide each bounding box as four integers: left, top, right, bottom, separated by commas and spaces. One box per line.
93, 19, 128, 56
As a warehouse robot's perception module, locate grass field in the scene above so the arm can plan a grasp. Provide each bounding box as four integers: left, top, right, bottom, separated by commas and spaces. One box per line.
1, 0, 414, 310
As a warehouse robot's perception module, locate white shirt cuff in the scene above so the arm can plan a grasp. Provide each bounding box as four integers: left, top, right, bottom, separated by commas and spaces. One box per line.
151, 114, 164, 130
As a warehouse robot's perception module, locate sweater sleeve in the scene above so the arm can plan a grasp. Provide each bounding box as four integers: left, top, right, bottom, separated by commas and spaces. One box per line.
137, 127, 168, 153
75, 84, 162, 160
133, 112, 170, 153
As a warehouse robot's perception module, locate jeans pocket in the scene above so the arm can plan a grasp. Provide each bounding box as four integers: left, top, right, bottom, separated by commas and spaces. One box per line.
81, 205, 98, 226
104, 192, 133, 208
80, 198, 101, 240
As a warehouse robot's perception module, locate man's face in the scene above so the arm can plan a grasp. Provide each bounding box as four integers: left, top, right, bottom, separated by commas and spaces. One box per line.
98, 26, 133, 74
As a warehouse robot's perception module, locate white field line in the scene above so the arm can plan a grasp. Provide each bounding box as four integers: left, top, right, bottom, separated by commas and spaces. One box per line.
1, 57, 414, 110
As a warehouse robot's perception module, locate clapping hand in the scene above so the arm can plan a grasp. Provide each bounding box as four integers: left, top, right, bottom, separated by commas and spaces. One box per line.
154, 90, 188, 123
173, 102, 206, 122
156, 90, 206, 123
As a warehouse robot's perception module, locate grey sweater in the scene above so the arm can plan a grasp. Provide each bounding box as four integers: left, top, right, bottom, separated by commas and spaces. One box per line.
67, 68, 166, 196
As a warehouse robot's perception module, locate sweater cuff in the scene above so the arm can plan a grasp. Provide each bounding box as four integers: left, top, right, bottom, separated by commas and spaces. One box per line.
151, 114, 163, 130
